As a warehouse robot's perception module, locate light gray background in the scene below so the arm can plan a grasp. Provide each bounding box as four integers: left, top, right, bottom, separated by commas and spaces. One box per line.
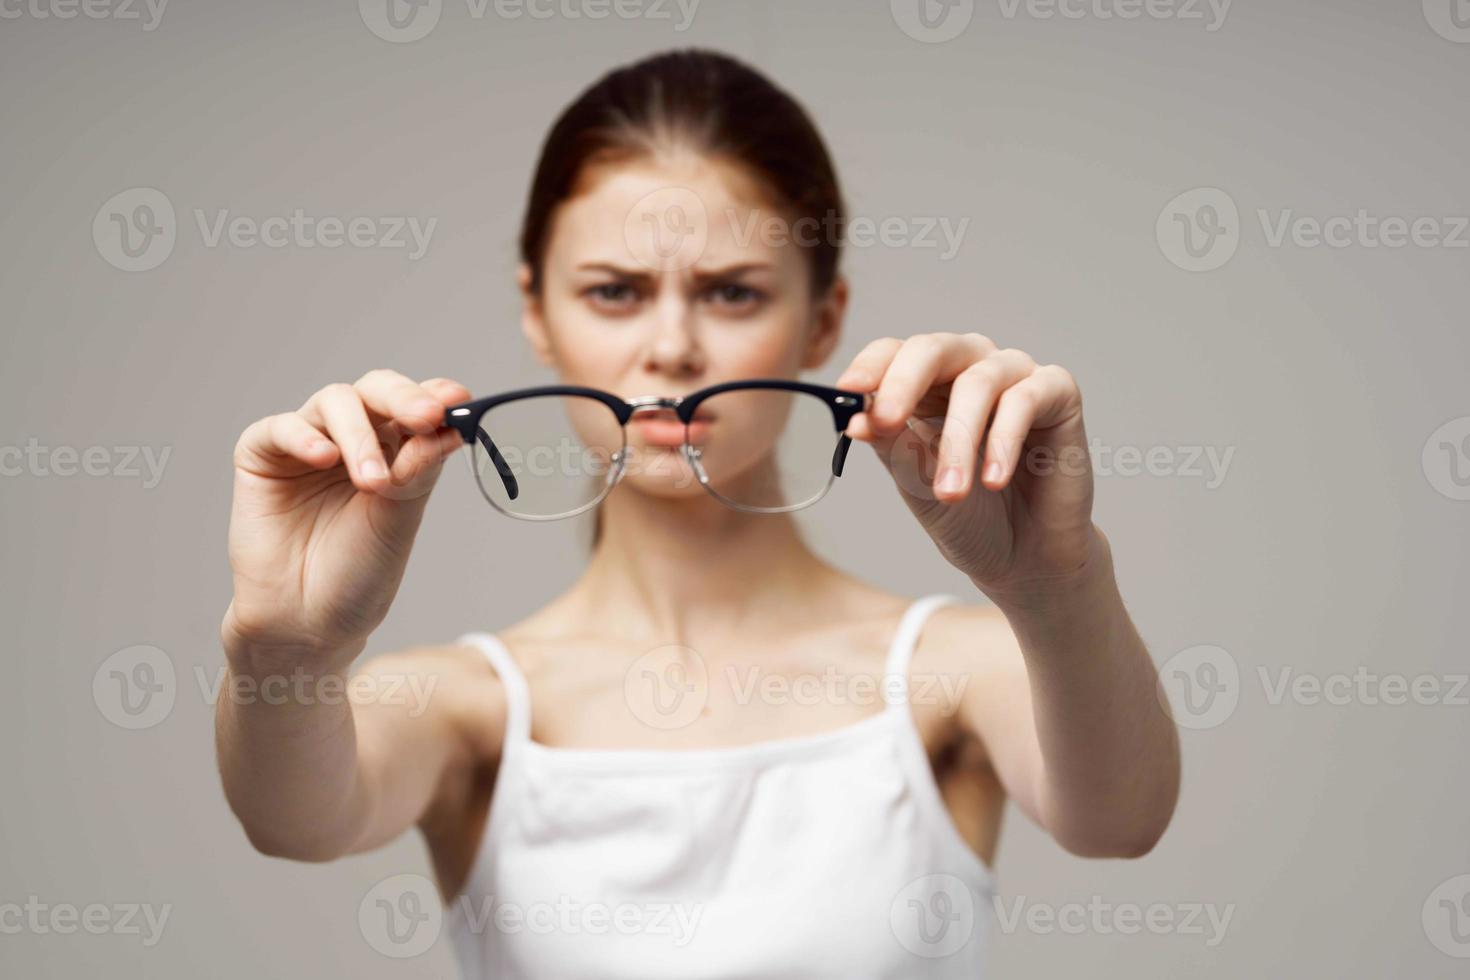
2, 0, 1468, 976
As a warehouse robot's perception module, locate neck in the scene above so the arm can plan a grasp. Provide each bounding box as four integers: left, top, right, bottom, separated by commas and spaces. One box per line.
570, 487, 836, 644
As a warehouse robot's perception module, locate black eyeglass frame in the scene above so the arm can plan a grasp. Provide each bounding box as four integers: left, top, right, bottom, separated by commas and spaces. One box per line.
443, 379, 871, 520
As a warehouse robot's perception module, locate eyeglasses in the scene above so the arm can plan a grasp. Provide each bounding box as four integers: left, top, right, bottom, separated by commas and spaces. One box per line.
443, 379, 870, 521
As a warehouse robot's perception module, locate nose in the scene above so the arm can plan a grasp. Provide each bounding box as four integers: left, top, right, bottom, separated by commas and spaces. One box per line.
643, 284, 705, 378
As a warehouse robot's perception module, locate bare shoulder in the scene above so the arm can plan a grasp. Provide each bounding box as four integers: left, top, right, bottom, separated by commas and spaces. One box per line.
923, 600, 1019, 658
916, 599, 1027, 690
352, 639, 509, 761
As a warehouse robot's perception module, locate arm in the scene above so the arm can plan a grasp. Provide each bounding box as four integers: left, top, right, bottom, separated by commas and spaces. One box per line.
957, 531, 1180, 858
838, 332, 1182, 859
215, 638, 494, 861
215, 370, 489, 861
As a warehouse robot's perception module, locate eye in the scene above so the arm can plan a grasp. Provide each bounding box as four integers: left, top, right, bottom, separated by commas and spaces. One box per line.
583, 282, 641, 313
703, 282, 765, 311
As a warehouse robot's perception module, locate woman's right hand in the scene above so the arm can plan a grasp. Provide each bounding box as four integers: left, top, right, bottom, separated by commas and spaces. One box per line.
222, 370, 471, 664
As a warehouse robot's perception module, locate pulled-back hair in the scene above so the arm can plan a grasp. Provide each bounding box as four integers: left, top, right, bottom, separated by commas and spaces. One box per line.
519, 48, 846, 296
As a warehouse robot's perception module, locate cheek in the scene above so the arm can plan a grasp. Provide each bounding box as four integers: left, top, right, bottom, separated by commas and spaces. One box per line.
702, 312, 811, 375
539, 294, 638, 377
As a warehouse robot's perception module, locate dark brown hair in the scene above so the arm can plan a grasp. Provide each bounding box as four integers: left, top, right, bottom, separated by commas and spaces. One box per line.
517, 49, 847, 547
519, 48, 846, 295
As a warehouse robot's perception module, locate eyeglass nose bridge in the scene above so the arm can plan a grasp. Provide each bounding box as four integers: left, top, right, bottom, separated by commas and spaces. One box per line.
624, 394, 685, 413
617, 395, 710, 487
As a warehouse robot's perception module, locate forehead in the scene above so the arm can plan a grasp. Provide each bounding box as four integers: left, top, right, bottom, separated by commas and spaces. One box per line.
544, 155, 803, 274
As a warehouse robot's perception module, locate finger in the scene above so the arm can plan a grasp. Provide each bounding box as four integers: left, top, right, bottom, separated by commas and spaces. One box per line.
353, 369, 445, 435
869, 333, 992, 434
378, 428, 463, 501
233, 412, 339, 476
932, 350, 1037, 499
982, 365, 1081, 490
305, 384, 392, 492
420, 379, 473, 461
834, 336, 904, 392
420, 377, 473, 407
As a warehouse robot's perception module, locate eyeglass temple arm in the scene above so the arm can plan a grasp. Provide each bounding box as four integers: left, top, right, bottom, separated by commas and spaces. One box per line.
831, 389, 870, 478
473, 426, 519, 501
832, 435, 853, 478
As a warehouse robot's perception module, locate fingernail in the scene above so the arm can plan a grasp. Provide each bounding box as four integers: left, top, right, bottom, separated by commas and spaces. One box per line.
984, 460, 1004, 484
936, 466, 964, 494
362, 459, 388, 480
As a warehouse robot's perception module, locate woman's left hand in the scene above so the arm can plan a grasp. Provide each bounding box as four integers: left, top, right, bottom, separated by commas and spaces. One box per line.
836, 332, 1102, 603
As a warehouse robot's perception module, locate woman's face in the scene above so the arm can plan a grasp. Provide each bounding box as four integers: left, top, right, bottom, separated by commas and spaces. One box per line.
520, 153, 846, 502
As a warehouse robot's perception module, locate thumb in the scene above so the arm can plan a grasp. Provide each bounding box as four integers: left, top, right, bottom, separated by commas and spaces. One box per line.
373, 426, 462, 505
865, 413, 951, 507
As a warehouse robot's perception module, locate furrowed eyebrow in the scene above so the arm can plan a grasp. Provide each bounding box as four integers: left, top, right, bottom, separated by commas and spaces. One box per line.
574, 263, 653, 282
691, 262, 773, 284
573, 261, 774, 282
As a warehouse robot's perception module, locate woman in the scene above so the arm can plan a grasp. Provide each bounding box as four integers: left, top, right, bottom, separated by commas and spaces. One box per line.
216, 48, 1180, 978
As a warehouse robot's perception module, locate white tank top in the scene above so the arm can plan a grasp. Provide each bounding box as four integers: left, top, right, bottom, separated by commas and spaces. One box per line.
448, 593, 995, 978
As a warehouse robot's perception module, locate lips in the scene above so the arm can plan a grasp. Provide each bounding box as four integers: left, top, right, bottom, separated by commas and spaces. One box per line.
631, 408, 714, 448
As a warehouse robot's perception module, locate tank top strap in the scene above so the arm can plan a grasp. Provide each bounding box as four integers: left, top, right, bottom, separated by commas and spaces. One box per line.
883, 593, 963, 709
459, 631, 532, 745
